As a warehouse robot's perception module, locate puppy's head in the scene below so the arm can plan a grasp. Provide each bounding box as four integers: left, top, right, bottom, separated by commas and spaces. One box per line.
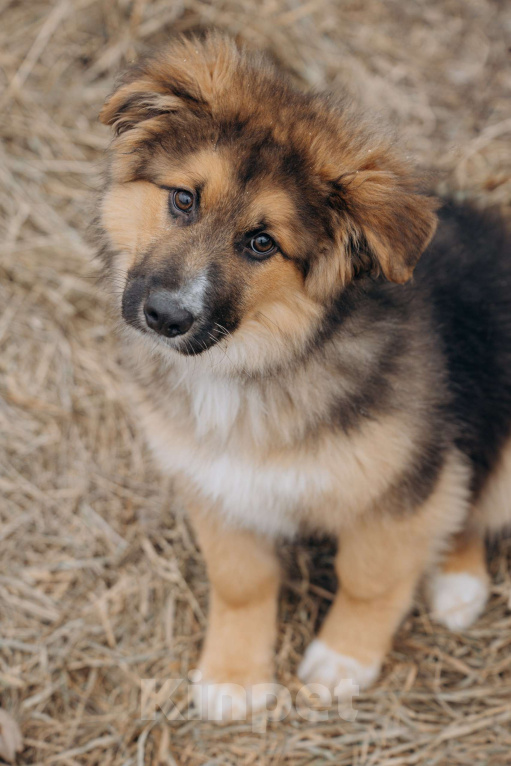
99, 34, 437, 372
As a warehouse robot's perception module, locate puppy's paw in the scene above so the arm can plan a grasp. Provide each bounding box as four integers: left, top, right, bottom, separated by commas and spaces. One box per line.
297, 639, 380, 698
191, 671, 277, 722
429, 571, 489, 631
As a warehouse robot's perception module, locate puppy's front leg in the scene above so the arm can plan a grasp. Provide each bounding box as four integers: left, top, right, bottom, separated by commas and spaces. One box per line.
298, 514, 424, 695
188, 505, 280, 718
298, 456, 468, 696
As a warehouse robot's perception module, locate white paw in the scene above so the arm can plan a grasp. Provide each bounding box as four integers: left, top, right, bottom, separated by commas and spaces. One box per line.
429, 572, 489, 631
191, 673, 278, 721
297, 639, 380, 698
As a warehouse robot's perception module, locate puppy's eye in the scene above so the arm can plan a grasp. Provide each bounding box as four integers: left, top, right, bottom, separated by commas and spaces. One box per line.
248, 233, 277, 259
170, 189, 195, 215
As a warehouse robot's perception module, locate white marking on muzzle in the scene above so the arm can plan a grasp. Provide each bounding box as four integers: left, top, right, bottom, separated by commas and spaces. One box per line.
173, 271, 209, 315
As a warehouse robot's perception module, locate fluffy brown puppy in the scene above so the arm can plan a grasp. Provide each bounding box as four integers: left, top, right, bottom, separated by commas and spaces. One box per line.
97, 33, 511, 718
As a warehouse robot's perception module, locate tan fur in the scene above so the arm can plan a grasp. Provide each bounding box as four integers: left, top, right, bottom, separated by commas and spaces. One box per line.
473, 435, 511, 533
99, 78, 184, 129
187, 500, 280, 687
318, 451, 469, 666
244, 188, 300, 255
166, 149, 233, 207
101, 181, 167, 272
242, 257, 313, 328
339, 169, 438, 284
440, 530, 488, 577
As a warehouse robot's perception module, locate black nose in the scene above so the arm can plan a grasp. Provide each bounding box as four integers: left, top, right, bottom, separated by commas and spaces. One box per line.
143, 290, 194, 338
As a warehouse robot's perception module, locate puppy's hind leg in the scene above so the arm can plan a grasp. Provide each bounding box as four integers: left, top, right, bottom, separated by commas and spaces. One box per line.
427, 529, 489, 631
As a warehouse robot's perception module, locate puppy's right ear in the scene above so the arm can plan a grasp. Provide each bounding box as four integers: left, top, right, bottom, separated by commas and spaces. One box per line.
99, 74, 186, 136
100, 35, 239, 136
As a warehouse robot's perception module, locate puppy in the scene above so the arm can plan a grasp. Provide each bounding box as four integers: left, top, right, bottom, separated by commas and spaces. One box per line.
97, 33, 511, 717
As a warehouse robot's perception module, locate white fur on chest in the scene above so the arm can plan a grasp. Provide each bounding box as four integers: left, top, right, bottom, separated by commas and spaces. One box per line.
137, 372, 329, 536
138, 363, 410, 539
148, 431, 331, 537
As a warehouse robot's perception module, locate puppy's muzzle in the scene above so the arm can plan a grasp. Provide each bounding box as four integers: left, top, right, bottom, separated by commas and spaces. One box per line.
143, 290, 195, 338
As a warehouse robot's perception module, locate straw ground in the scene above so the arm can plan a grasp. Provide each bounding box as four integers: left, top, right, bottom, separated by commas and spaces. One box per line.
1, 0, 510, 763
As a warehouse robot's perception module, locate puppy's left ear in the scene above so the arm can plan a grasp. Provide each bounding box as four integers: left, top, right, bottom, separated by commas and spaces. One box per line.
333, 169, 438, 284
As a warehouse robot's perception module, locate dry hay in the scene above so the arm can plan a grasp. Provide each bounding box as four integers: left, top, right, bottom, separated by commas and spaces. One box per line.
1, 0, 511, 764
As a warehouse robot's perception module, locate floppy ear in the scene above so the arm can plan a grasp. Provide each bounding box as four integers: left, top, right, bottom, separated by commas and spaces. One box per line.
99, 34, 244, 136
99, 76, 189, 136
333, 169, 438, 284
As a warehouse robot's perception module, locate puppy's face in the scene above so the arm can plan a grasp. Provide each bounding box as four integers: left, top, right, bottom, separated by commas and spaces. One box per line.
101, 143, 328, 358
99, 35, 437, 370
